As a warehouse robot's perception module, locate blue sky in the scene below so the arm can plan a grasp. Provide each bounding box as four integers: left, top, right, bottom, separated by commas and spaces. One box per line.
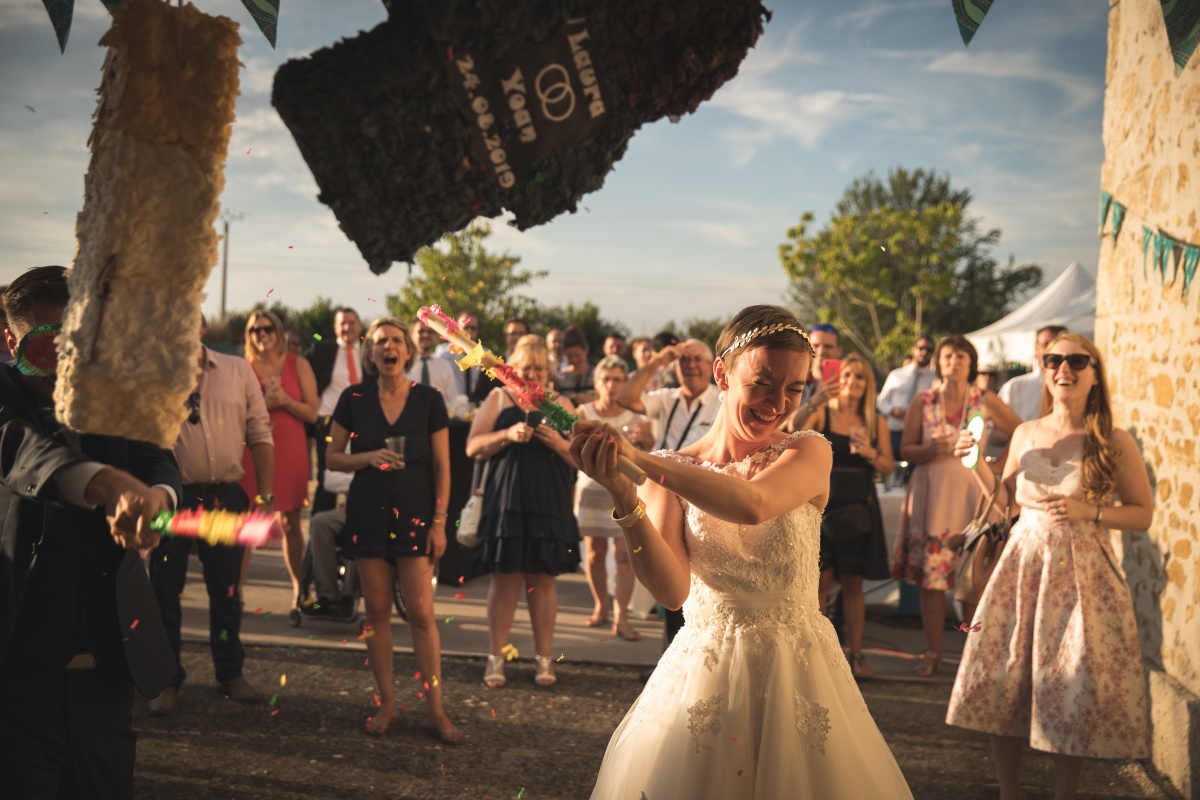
0, 0, 1108, 335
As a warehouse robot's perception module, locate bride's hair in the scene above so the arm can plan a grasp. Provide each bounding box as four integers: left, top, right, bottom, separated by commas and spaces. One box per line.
1039, 333, 1119, 502
715, 305, 814, 372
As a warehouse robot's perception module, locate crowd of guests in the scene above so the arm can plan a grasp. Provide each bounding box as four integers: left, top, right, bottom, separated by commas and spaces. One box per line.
0, 264, 1153, 799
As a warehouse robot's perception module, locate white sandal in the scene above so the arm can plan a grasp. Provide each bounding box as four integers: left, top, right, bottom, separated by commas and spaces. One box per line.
483, 654, 506, 688
534, 655, 556, 688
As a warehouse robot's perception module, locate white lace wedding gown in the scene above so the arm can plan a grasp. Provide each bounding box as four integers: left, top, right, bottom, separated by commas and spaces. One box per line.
590, 431, 913, 799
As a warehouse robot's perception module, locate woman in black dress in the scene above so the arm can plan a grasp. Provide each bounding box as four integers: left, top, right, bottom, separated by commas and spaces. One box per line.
327, 317, 462, 744
467, 335, 580, 689
801, 353, 894, 678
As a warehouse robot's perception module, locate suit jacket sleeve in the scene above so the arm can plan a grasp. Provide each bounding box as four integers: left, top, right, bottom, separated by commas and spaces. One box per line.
124, 440, 183, 503
0, 415, 92, 506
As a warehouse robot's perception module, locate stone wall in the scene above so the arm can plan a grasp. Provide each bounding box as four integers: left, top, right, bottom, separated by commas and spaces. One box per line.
1098, 1, 1200, 796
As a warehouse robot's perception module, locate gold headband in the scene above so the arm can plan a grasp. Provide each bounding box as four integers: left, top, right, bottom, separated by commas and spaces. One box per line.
719, 323, 814, 360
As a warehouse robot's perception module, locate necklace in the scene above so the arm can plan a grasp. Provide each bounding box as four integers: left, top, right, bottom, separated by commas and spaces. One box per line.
937, 384, 970, 435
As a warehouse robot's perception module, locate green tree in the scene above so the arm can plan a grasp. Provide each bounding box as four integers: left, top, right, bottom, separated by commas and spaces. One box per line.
528, 301, 627, 354
779, 167, 1042, 371
662, 315, 729, 354
386, 222, 546, 349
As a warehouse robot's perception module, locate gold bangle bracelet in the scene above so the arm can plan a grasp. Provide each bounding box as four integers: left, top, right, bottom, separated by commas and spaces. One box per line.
612, 499, 646, 528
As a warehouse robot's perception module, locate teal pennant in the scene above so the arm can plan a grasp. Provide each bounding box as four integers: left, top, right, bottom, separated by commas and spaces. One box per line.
952, 0, 994, 47
40, 0, 279, 52
1160, 0, 1200, 75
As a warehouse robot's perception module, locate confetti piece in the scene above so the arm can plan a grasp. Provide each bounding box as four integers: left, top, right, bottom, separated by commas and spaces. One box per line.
501, 643, 519, 662
444, 616, 457, 623
269, 693, 278, 708
219, 629, 229, 642
313, 333, 323, 341
368, 297, 376, 302
309, 759, 317, 765
423, 681, 430, 691
374, 693, 381, 706
458, 576, 466, 585
129, 619, 139, 630
424, 125, 432, 133
491, 708, 496, 718
358, 626, 375, 641
309, 635, 319, 640
453, 590, 467, 600
526, 587, 534, 594
432, 676, 439, 687
518, 788, 525, 798
584, 207, 590, 213
440, 763, 446, 777
659, 474, 665, 485
288, 245, 294, 249
633, 546, 643, 554
731, 737, 739, 743
270, 709, 279, 716
738, 769, 744, 776
332, 674, 339, 680
414, 671, 423, 680
227, 585, 235, 598
264, 612, 272, 622
246, 148, 252, 154
556, 654, 565, 662
417, 691, 424, 699
266, 288, 274, 297
254, 606, 263, 615
280, 675, 287, 687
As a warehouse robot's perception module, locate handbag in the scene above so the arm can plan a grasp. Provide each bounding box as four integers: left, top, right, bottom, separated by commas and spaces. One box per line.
455, 458, 491, 548
820, 502, 872, 543
952, 485, 1011, 606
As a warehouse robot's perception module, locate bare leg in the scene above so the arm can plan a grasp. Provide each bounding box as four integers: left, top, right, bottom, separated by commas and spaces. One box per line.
525, 573, 559, 658
920, 588, 945, 656
842, 575, 866, 654
611, 538, 636, 626
395, 557, 461, 742
1051, 753, 1084, 800
358, 558, 399, 731
487, 573, 525, 656
990, 735, 1024, 800
582, 536, 609, 623
279, 509, 305, 604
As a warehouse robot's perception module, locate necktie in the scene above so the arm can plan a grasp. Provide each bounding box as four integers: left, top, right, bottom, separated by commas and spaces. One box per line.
420, 356, 431, 386
346, 344, 358, 384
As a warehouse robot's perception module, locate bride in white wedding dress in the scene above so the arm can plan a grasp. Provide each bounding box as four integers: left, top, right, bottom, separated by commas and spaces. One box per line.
570, 305, 913, 800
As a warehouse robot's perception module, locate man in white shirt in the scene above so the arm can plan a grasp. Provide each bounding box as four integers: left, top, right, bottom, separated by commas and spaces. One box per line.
409, 316, 462, 406
617, 338, 720, 452
309, 307, 363, 513
998, 325, 1067, 422
877, 336, 936, 483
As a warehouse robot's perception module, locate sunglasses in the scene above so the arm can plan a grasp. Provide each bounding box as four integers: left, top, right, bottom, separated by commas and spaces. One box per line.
15, 323, 62, 377
250, 325, 275, 335
915, 345, 933, 352
810, 323, 839, 334
185, 391, 201, 424
1042, 353, 1095, 371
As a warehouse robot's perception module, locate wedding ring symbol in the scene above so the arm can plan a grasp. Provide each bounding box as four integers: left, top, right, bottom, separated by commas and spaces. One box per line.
534, 64, 576, 122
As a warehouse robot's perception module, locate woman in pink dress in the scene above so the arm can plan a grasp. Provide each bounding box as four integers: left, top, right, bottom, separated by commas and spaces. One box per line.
239, 310, 319, 608
891, 335, 1020, 676
946, 333, 1152, 799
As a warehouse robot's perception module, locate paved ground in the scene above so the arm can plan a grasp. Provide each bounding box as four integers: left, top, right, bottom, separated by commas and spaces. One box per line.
142, 547, 1180, 799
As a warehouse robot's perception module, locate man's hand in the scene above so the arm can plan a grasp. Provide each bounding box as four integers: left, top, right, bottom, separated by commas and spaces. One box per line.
889, 406, 907, 419
650, 344, 680, 369
85, 468, 172, 550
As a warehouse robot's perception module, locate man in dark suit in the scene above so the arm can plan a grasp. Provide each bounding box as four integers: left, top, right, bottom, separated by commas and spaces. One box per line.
308, 307, 363, 513
0, 266, 182, 799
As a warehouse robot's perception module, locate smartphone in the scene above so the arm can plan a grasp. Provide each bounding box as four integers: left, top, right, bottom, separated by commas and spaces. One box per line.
821, 358, 843, 384
524, 409, 545, 428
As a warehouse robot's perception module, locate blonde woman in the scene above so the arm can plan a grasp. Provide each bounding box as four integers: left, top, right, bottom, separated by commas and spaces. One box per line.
800, 353, 893, 678
238, 310, 318, 608
466, 335, 580, 689
947, 334, 1152, 800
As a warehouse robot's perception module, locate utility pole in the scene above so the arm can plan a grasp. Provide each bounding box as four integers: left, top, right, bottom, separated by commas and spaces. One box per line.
220, 207, 244, 319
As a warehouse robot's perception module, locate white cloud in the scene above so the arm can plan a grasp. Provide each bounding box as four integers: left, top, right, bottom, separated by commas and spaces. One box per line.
949, 142, 983, 162
665, 220, 754, 247
832, 0, 943, 31
925, 51, 1101, 114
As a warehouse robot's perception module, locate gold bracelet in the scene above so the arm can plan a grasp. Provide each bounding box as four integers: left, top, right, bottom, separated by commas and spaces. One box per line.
1094, 504, 1103, 524
612, 499, 646, 528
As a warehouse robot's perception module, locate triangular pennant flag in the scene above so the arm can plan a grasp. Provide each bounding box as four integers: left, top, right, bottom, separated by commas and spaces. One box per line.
1159, 0, 1200, 75
1099, 191, 1113, 236
1143, 226, 1154, 280
41, 0, 74, 53
1183, 245, 1200, 297
952, 0, 995, 47
1110, 201, 1126, 241
240, 0, 280, 49
1156, 233, 1174, 283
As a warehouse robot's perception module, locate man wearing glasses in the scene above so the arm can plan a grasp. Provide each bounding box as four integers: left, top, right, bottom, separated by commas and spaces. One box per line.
877, 336, 937, 484
999, 325, 1068, 422
0, 266, 181, 797
309, 307, 363, 513
438, 312, 487, 402
146, 316, 274, 715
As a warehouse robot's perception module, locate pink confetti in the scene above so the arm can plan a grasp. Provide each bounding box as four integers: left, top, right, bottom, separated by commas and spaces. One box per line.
270, 709, 279, 717
453, 590, 467, 600
373, 693, 381, 706
440, 763, 446, 777
490, 708, 496, 718
414, 671, 422, 680
266, 288, 274, 297
227, 585, 235, 598
287, 244, 294, 249
129, 619, 139, 630
368, 297, 376, 302
659, 474, 665, 485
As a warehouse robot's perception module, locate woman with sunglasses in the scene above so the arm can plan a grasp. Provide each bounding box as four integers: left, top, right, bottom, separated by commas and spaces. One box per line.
238, 310, 319, 609
891, 334, 1022, 676
946, 334, 1152, 800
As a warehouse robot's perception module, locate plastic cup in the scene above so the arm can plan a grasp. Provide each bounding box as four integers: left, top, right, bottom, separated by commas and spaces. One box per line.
384, 435, 406, 469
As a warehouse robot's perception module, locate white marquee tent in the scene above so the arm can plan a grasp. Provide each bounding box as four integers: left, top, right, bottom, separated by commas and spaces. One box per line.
965, 261, 1096, 367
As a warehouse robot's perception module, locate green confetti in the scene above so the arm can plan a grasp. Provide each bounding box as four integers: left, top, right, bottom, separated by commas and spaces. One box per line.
313, 333, 323, 340
269, 693, 278, 708
517, 789, 525, 799
309, 759, 318, 765
264, 611, 272, 622
218, 629, 229, 642
444, 616, 456, 623
288, 644, 298, 651
308, 634, 320, 640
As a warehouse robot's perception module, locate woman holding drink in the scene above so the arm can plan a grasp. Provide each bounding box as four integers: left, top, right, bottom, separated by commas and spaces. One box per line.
891, 335, 1020, 676
327, 317, 462, 743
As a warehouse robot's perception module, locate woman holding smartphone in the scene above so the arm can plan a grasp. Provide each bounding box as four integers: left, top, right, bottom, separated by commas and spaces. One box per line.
891, 335, 1021, 676
467, 335, 580, 689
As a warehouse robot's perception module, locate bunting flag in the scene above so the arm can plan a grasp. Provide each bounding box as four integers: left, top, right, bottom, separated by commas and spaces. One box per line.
1156, 233, 1174, 283
239, 0, 279, 50
1110, 201, 1126, 241
39, 0, 279, 51
952, 0, 994, 47
1160, 0, 1200, 75
1099, 190, 1113, 236
1143, 225, 1155, 281
1183, 245, 1200, 297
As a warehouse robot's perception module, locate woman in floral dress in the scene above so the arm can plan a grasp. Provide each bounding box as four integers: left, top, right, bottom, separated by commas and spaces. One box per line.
947, 333, 1152, 799
891, 335, 1020, 675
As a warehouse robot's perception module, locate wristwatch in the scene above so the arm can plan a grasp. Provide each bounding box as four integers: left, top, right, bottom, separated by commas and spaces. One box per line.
256, 493, 276, 505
